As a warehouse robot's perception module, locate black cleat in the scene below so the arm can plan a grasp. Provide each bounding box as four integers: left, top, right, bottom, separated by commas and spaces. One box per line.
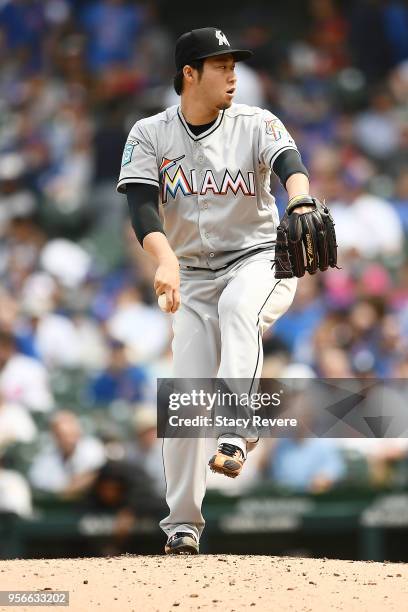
165, 531, 199, 555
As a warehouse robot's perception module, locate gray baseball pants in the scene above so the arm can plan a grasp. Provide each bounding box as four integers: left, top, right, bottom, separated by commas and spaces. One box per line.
160, 248, 297, 541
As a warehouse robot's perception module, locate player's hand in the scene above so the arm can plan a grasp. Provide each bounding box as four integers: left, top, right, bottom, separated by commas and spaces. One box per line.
154, 254, 181, 313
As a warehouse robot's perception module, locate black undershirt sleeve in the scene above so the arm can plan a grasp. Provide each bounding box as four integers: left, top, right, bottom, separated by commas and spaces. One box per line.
126, 182, 164, 245
272, 149, 309, 188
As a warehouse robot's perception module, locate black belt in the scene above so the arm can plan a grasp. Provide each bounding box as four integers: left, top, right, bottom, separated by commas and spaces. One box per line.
182, 244, 275, 272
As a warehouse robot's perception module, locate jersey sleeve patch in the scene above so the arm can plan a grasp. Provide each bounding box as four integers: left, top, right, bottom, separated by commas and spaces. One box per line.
121, 140, 139, 166
264, 118, 285, 141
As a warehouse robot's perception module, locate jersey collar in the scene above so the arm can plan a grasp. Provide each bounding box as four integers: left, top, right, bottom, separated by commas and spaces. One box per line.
177, 107, 225, 142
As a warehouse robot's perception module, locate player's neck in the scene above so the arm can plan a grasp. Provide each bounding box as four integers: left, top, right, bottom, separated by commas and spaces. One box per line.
180, 95, 220, 126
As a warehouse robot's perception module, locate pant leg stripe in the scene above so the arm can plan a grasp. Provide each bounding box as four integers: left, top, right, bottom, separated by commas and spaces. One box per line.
248, 271, 282, 396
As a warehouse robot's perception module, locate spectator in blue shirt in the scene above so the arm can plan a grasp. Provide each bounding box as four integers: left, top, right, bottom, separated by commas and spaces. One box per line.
0, 0, 46, 73
88, 338, 149, 406
259, 402, 346, 493
80, 0, 145, 72
264, 437, 346, 493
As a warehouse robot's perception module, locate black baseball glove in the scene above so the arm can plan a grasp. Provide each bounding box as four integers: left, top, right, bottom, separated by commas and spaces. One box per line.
275, 195, 338, 279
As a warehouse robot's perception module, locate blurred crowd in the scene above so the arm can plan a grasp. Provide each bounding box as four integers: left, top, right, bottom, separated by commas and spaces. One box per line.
1, 0, 408, 551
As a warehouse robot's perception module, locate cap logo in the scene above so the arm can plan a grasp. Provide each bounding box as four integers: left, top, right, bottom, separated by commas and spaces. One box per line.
215, 30, 230, 47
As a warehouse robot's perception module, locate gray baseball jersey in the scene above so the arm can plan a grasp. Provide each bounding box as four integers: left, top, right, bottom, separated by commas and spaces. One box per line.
117, 103, 299, 269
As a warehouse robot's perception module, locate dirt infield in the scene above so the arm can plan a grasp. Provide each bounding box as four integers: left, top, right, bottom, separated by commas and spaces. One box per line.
1, 554, 407, 612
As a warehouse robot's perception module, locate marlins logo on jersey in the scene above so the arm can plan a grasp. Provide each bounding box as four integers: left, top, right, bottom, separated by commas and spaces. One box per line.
264, 119, 285, 141
160, 155, 255, 203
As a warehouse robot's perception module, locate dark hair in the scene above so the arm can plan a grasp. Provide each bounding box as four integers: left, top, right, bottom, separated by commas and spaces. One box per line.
173, 58, 205, 95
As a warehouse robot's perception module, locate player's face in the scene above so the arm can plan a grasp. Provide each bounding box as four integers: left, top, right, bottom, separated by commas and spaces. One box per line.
197, 54, 237, 111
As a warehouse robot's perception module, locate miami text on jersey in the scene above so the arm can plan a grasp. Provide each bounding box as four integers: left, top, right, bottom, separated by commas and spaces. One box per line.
160, 156, 255, 204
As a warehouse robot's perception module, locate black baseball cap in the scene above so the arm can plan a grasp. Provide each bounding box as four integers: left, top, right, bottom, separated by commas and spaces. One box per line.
175, 27, 253, 71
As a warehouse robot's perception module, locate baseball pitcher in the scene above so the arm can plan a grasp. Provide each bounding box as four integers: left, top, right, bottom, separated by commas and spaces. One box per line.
117, 27, 337, 555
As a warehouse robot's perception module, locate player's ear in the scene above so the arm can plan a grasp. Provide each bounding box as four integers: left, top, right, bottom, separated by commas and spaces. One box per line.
183, 65, 194, 84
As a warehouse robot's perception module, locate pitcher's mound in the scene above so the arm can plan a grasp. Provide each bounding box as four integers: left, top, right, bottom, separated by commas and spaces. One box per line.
1, 554, 407, 611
